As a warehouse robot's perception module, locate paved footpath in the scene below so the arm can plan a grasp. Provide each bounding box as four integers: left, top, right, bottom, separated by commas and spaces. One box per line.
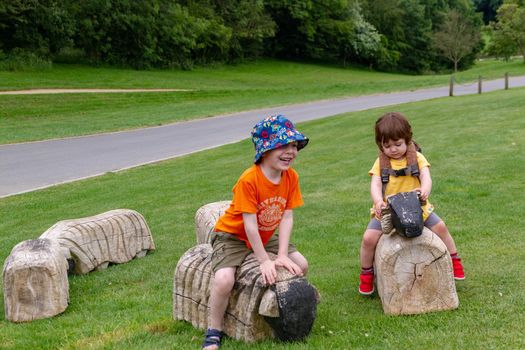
1, 76, 524, 198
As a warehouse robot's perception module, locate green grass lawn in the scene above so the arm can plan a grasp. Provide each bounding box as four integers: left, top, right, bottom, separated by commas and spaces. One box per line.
1, 88, 524, 349
1, 58, 524, 144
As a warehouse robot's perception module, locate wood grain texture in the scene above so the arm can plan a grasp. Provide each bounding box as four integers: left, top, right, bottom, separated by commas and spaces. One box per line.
173, 244, 276, 342
176, 202, 319, 342
3, 239, 69, 322
195, 201, 230, 244
375, 227, 459, 315
40, 209, 155, 274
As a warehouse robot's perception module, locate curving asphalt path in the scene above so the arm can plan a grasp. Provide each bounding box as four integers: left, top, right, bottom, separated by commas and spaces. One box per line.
1, 76, 524, 198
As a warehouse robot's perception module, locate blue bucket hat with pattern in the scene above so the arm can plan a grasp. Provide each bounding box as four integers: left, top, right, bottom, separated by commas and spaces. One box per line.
251, 114, 309, 163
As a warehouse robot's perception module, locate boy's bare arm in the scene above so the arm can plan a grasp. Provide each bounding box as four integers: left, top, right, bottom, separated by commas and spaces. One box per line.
243, 213, 276, 284
277, 210, 293, 256
243, 213, 270, 263
275, 210, 303, 276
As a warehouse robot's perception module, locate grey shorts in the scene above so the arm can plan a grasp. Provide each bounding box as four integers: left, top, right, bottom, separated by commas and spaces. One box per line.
366, 212, 442, 231
210, 232, 297, 273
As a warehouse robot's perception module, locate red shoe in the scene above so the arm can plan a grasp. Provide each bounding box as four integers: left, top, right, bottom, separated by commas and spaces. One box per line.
359, 272, 375, 295
452, 257, 465, 280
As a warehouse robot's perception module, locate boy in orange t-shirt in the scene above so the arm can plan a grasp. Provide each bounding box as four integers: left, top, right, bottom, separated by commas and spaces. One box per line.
202, 114, 309, 350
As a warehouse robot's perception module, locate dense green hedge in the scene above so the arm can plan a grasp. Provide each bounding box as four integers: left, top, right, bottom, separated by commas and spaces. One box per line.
0, 0, 484, 72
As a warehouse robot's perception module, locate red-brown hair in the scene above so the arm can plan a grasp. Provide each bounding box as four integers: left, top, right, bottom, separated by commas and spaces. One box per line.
374, 112, 413, 150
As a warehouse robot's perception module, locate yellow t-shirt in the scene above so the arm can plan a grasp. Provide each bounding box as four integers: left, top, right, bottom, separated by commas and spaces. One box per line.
214, 164, 304, 249
369, 152, 434, 220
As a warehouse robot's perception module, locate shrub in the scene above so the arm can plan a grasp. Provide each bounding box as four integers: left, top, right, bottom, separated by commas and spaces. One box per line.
0, 48, 52, 71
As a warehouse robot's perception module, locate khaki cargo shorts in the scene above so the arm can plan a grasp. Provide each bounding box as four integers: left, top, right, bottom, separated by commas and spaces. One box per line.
211, 232, 297, 273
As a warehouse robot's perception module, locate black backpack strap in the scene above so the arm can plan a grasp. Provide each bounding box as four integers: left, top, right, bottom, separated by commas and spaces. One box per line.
380, 165, 421, 198
407, 163, 420, 178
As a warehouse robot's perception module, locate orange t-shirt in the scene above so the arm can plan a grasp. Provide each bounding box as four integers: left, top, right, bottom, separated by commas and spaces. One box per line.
214, 164, 304, 249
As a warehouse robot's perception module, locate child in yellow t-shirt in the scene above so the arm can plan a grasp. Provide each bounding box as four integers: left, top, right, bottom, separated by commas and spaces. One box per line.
202, 114, 309, 350
358, 112, 465, 296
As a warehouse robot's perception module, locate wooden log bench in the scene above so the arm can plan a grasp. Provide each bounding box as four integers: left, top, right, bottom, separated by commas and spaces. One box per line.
173, 244, 319, 342
195, 201, 230, 244
174, 201, 319, 342
3, 209, 155, 323
3, 239, 69, 322
375, 202, 459, 315
40, 209, 155, 274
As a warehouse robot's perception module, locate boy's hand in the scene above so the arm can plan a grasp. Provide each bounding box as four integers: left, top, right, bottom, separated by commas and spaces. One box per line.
374, 200, 386, 218
259, 259, 277, 285
275, 255, 304, 277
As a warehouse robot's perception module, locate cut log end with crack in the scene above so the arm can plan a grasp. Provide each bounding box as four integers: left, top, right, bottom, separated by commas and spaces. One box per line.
3, 239, 69, 322
375, 227, 459, 315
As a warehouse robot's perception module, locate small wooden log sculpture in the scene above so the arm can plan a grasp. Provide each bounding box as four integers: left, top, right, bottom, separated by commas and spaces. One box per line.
40, 209, 155, 274
173, 244, 319, 342
195, 201, 231, 244
3, 239, 69, 322
375, 204, 459, 315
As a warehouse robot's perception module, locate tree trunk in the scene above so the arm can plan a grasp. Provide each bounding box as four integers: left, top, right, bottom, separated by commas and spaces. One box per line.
3, 239, 69, 322
173, 244, 299, 342
175, 201, 320, 342
40, 209, 155, 274
375, 228, 459, 315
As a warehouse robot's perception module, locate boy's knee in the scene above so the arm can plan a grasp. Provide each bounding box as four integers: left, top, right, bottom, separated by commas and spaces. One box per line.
299, 258, 309, 275
213, 268, 236, 292
290, 252, 308, 275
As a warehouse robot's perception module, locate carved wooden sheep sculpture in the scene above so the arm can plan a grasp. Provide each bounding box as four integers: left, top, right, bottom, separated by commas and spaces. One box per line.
174, 201, 320, 342
40, 209, 155, 274
173, 244, 319, 342
3, 209, 155, 323
3, 239, 69, 323
375, 192, 459, 315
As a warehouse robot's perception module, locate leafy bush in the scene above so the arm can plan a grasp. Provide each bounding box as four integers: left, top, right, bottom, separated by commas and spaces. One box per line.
0, 0, 490, 72
0, 0, 74, 57
0, 48, 52, 71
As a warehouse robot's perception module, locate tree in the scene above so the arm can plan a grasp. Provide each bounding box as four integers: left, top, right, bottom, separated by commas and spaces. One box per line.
208, 0, 276, 60
361, 0, 436, 72
473, 0, 503, 24
264, 0, 381, 66
68, 0, 162, 68
487, 0, 525, 62
0, 0, 74, 56
361, 0, 483, 72
397, 0, 434, 72
433, 9, 481, 72
314, 1, 380, 66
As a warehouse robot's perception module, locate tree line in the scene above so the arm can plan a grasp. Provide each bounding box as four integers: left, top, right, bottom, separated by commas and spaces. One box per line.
0, 0, 522, 72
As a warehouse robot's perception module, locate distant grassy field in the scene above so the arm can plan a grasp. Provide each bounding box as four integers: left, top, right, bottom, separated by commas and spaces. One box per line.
1, 88, 523, 349
1, 58, 524, 144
